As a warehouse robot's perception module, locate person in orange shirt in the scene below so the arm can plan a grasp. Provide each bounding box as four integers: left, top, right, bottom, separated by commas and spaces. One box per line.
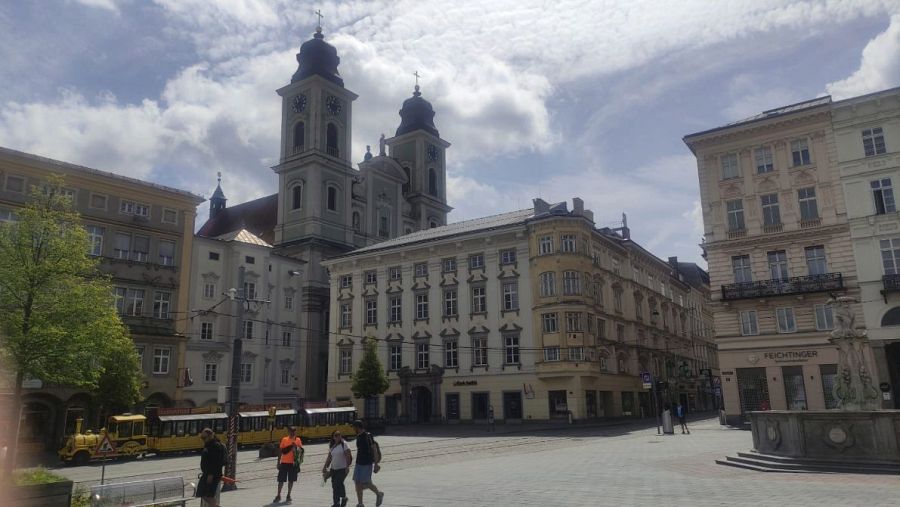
274, 426, 303, 504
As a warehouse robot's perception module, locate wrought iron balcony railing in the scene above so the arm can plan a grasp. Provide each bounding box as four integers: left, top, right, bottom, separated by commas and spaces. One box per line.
883, 274, 900, 293
721, 272, 843, 301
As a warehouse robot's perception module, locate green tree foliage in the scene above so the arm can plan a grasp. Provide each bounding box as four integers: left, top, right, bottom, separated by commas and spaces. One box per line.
0, 176, 141, 471
350, 338, 390, 399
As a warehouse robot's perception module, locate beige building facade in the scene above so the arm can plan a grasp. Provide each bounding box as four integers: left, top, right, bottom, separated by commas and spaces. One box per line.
0, 146, 203, 449
833, 86, 900, 408
685, 97, 864, 425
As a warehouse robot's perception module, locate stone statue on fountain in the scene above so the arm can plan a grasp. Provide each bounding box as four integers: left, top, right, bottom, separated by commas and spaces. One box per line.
827, 294, 880, 411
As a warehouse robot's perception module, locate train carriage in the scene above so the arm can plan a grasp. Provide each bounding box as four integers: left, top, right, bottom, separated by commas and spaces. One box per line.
300, 407, 357, 440
148, 412, 228, 453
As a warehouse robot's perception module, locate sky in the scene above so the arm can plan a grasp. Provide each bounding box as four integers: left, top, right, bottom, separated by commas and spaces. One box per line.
1, 1, 900, 266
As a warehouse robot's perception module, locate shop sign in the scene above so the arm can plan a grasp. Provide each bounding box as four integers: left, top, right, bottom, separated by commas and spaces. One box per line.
763, 350, 818, 363
880, 382, 891, 392
453, 380, 478, 386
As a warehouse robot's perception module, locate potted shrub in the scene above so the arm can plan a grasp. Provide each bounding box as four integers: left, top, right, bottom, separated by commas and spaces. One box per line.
12, 467, 73, 507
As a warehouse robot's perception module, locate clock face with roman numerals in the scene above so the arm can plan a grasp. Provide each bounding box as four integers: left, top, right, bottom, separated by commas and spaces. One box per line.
291, 94, 307, 113
427, 144, 439, 162
326, 95, 342, 116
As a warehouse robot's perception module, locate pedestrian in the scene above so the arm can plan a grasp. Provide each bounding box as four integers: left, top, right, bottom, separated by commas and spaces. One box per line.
676, 402, 690, 434
487, 405, 495, 432
197, 428, 226, 507
351, 419, 384, 507
274, 426, 303, 504
323, 430, 353, 507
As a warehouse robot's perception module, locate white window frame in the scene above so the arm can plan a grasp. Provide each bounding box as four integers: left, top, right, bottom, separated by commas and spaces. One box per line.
203, 283, 216, 299
502, 281, 519, 311
872, 178, 897, 214
200, 321, 214, 340
740, 310, 759, 336
414, 263, 428, 277
390, 296, 402, 323
500, 249, 517, 264
416, 342, 430, 369
504, 335, 520, 364
726, 199, 745, 231
791, 139, 811, 166
240, 362, 253, 383
542, 313, 559, 333
339, 348, 352, 374
755, 146, 774, 173
282, 331, 292, 347
815, 304, 834, 331
540, 272, 556, 297
153, 291, 171, 319
365, 298, 377, 325
204, 363, 217, 383
543, 347, 560, 362
442, 258, 457, 273
444, 289, 458, 317
776, 307, 797, 333
561, 234, 577, 253
472, 337, 487, 366
444, 341, 458, 368
563, 270, 581, 295
539, 236, 553, 255
158, 239, 175, 266
862, 127, 886, 157
340, 303, 352, 328
732, 255, 752, 283
390, 344, 403, 371
152, 348, 170, 374
881, 237, 900, 275
243, 320, 253, 339
86, 225, 104, 257
469, 254, 485, 270
721, 153, 740, 179
340, 275, 352, 288
471, 286, 487, 313
415, 293, 429, 320
389, 266, 402, 281
365, 270, 377, 284
798, 187, 818, 220
761, 193, 781, 225
805, 245, 827, 276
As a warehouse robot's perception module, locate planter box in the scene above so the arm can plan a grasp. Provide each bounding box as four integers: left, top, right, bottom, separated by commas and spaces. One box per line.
11, 480, 73, 507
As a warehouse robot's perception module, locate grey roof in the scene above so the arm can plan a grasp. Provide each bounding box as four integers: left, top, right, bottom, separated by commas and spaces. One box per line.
337, 207, 535, 258
684, 96, 831, 141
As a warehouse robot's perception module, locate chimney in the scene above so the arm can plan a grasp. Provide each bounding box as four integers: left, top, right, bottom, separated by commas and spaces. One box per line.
533, 198, 550, 214
573, 197, 584, 215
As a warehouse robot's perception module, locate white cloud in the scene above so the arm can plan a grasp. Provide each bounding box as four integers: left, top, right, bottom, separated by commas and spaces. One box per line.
72, 0, 122, 12
826, 14, 900, 99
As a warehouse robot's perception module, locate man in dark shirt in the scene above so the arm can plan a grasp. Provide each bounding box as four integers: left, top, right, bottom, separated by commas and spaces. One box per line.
351, 420, 383, 507
197, 428, 226, 507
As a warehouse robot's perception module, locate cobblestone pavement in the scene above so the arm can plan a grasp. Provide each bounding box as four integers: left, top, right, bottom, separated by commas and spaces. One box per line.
57, 417, 900, 506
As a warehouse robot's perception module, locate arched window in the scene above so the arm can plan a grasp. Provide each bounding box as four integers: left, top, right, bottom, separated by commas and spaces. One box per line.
428, 168, 438, 196
293, 122, 304, 150
326, 123, 338, 157
430, 220, 438, 229
882, 307, 900, 327
402, 167, 411, 194
327, 186, 337, 211
291, 184, 303, 210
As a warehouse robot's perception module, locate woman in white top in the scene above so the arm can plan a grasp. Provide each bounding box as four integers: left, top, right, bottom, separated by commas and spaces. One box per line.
323, 430, 353, 507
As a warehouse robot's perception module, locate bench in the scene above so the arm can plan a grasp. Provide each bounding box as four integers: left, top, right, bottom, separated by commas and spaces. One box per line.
90, 475, 196, 507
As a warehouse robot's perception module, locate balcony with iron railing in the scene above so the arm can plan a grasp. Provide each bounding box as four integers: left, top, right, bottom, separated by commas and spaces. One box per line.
882, 274, 900, 294
721, 272, 843, 301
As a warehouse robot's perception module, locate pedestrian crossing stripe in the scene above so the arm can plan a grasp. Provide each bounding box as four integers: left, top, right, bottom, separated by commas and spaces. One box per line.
95, 434, 117, 456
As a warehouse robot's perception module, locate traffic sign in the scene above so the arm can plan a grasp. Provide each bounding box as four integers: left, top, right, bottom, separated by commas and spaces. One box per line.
640, 371, 652, 390
95, 434, 118, 457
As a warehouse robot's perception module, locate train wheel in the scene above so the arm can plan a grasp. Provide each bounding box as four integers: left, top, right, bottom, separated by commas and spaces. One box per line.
119, 441, 142, 459
73, 451, 90, 466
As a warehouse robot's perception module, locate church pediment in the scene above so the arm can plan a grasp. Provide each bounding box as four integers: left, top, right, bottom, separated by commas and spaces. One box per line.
359, 155, 408, 184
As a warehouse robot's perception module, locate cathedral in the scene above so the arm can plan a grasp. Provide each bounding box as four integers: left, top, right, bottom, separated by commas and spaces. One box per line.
195, 25, 452, 400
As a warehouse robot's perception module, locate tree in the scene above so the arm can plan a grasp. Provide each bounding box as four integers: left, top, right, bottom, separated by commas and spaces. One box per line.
0, 177, 141, 473
350, 338, 390, 400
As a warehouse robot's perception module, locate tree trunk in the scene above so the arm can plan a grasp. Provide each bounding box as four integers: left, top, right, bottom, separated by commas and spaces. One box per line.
4, 370, 24, 476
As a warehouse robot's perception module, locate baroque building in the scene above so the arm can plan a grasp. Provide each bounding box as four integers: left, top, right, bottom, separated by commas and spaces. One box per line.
324, 198, 715, 423
0, 146, 203, 450
193, 25, 450, 401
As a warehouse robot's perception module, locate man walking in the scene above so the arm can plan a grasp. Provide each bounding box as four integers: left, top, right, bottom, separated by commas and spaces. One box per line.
351, 420, 384, 507
197, 428, 226, 507
676, 402, 690, 434
274, 426, 303, 504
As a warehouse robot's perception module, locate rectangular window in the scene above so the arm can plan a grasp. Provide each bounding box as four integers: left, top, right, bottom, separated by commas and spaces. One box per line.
282, 331, 292, 347
442, 258, 456, 273
89, 193, 107, 209
726, 199, 745, 231
500, 249, 517, 264
740, 310, 759, 336
444, 289, 458, 317
502, 281, 519, 311
561, 234, 577, 253
339, 349, 352, 374
471, 286, 487, 313
414, 262, 428, 277
614, 289, 623, 312
114, 232, 131, 259
340, 275, 352, 288
542, 313, 559, 333
798, 187, 818, 220
820, 364, 839, 409
862, 127, 886, 157
597, 318, 607, 340
767, 250, 789, 280
243, 282, 257, 300
472, 338, 487, 366
340, 303, 351, 328
365, 270, 377, 284
565, 312, 583, 332
544, 347, 560, 362
158, 240, 175, 266
872, 178, 896, 214
539, 235, 553, 255
240, 363, 253, 383
568, 347, 584, 361
125, 289, 144, 316
86, 225, 104, 256
390, 296, 402, 323
203, 283, 216, 299
782, 365, 808, 410
416, 293, 429, 320
4, 175, 25, 193
132, 235, 150, 262
469, 254, 484, 270
152, 348, 170, 374
776, 307, 797, 333
244, 255, 255, 264
208, 251, 220, 261
200, 322, 213, 340
390, 344, 403, 371
616, 323, 625, 342
805, 246, 827, 276
284, 294, 293, 310
721, 153, 739, 179
162, 208, 178, 224
504, 335, 520, 364
416, 342, 430, 369
791, 139, 811, 166
563, 271, 581, 295
153, 291, 171, 319
114, 287, 127, 314
281, 367, 290, 386
243, 321, 254, 339
204, 363, 217, 383
540, 272, 556, 297
444, 341, 458, 368
761, 194, 780, 226
755, 146, 774, 173
365, 298, 377, 325
389, 266, 402, 281
732, 255, 752, 283
881, 237, 900, 275
815, 304, 834, 330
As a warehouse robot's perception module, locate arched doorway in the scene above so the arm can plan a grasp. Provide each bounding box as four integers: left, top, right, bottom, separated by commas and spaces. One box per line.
64, 392, 95, 436
411, 386, 432, 423
19, 393, 62, 451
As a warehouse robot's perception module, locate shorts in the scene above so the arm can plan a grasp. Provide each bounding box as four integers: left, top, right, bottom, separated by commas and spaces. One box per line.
196, 474, 221, 498
277, 462, 299, 483
678, 416, 687, 424
352, 464, 373, 484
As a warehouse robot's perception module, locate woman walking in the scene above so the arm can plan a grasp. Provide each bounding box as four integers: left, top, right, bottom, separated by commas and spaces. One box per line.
323, 430, 353, 507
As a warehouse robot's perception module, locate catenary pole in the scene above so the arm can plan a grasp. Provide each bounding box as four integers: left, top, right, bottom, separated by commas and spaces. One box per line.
223, 266, 245, 491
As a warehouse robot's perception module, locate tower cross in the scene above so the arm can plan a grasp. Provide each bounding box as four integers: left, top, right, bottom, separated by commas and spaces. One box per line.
413, 70, 421, 88
315, 9, 324, 29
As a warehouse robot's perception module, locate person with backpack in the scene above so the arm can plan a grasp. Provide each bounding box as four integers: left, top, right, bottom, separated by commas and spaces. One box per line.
197, 428, 226, 507
351, 420, 384, 507
323, 430, 353, 507
274, 426, 304, 504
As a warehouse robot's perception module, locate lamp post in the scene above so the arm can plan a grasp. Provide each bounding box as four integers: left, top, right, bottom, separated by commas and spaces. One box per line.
222, 267, 245, 491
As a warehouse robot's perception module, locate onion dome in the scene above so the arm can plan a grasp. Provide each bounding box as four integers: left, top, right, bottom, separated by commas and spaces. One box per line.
291, 27, 343, 87
395, 85, 439, 137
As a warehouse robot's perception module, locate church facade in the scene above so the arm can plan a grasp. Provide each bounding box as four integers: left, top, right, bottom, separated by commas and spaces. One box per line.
192, 25, 451, 401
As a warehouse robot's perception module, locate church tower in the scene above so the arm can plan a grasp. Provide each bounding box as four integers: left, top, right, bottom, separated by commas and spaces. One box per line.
386, 84, 452, 229
209, 172, 226, 218
273, 25, 359, 251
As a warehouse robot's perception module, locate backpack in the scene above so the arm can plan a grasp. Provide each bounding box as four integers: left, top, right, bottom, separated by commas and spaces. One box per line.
368, 433, 381, 464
